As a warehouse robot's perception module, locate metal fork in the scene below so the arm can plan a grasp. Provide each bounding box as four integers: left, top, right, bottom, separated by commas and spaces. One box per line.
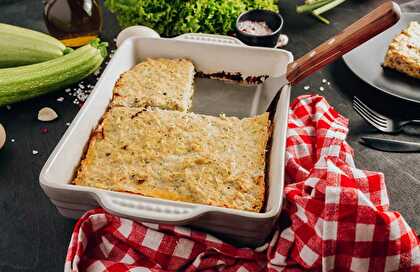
352, 96, 420, 133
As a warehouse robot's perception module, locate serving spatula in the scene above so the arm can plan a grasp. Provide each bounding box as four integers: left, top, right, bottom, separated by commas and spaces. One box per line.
254, 1, 401, 115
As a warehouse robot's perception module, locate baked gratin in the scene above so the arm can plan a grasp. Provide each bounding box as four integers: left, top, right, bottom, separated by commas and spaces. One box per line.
383, 21, 420, 79
112, 58, 195, 111
73, 107, 270, 212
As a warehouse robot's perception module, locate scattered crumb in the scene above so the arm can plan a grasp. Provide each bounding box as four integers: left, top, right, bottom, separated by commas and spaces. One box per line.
319, 86, 325, 91
6, 105, 11, 110
327, 82, 331, 85
11, 139, 15, 143
109, 50, 115, 59
57, 97, 64, 102
77, 93, 88, 101
65, 88, 71, 93
32, 150, 38, 155
66, 122, 71, 126
304, 85, 310, 90
322, 79, 327, 83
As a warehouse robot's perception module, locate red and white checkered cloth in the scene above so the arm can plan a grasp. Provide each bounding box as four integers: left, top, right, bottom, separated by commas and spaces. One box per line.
65, 95, 420, 271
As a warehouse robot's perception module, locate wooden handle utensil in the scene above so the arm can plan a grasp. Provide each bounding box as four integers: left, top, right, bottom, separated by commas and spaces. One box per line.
286, 1, 401, 85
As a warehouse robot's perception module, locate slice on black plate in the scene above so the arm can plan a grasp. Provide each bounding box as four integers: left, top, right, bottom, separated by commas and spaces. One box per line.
383, 21, 419, 79
343, 13, 420, 103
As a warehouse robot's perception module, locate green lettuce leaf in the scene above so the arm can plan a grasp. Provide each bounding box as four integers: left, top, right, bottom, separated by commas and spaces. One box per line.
105, 0, 279, 36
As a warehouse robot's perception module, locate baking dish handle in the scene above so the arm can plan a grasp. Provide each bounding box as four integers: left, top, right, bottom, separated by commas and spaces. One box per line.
116, 25, 160, 47
174, 33, 246, 46
116, 27, 245, 48
96, 191, 204, 223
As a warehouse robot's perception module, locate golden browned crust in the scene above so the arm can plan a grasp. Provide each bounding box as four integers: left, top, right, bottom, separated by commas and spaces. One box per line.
73, 108, 270, 212
253, 112, 270, 212
383, 21, 420, 79
111, 58, 195, 111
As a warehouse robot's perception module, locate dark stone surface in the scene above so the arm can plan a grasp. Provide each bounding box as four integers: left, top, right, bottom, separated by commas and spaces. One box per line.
0, 0, 418, 271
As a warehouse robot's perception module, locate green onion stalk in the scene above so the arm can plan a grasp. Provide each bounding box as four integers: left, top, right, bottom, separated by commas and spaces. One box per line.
297, 0, 347, 24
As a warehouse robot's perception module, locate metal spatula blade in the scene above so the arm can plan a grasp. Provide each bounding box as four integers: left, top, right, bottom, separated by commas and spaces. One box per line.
251, 76, 287, 115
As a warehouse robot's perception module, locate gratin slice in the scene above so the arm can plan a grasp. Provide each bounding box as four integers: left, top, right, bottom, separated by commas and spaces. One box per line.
112, 58, 195, 111
383, 21, 420, 79
73, 107, 270, 212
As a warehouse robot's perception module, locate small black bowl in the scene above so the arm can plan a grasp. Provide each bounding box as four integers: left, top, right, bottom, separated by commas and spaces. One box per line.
235, 9, 283, 48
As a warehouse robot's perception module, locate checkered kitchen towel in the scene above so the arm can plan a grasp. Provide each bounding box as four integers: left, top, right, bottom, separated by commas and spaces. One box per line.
65, 95, 420, 271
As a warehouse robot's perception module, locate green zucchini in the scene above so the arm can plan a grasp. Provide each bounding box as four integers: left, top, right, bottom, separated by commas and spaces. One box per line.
0, 39, 108, 106
0, 23, 68, 68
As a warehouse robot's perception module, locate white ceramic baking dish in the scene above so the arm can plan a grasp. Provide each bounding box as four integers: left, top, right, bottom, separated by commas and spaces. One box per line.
39, 31, 293, 247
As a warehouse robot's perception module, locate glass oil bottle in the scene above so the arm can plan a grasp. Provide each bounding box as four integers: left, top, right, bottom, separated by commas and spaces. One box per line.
44, 0, 102, 47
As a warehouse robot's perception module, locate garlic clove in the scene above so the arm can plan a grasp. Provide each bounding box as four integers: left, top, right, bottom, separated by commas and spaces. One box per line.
276, 34, 289, 48
0, 123, 6, 150
38, 107, 58, 122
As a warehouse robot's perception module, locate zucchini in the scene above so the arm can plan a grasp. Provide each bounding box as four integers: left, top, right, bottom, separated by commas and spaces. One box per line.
0, 23, 68, 68
0, 39, 108, 106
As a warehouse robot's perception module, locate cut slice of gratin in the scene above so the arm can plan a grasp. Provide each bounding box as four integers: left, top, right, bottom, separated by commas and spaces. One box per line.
383, 21, 420, 79
73, 107, 270, 212
111, 58, 195, 111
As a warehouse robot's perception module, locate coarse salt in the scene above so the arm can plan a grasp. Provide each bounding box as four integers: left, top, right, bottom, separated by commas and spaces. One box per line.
238, 20, 273, 36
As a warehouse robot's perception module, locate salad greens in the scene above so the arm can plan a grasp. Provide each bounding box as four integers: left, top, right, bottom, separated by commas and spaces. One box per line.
104, 0, 279, 36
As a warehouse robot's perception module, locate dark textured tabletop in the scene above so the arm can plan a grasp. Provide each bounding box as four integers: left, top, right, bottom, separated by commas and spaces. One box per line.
0, 0, 418, 271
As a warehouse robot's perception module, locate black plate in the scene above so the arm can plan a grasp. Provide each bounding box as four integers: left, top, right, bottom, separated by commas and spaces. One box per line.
343, 13, 420, 103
